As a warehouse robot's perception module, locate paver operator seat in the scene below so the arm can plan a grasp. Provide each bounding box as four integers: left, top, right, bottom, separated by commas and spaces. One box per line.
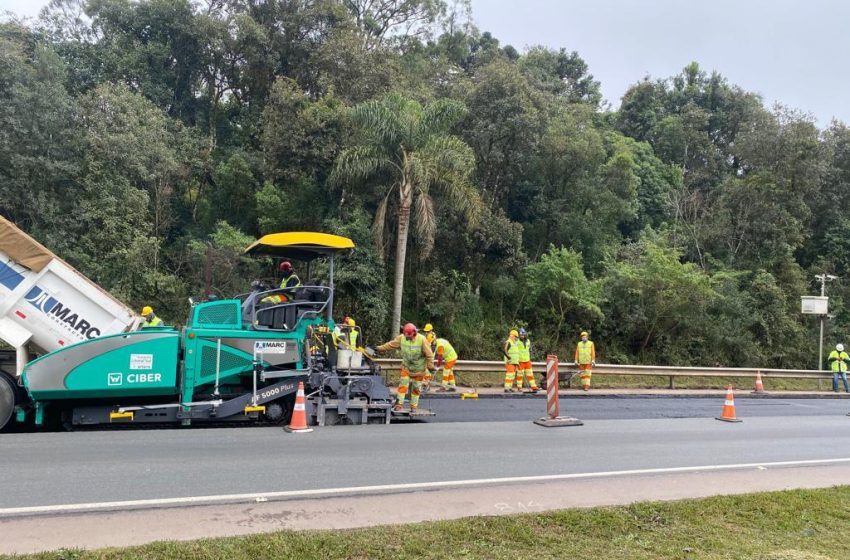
242, 233, 353, 333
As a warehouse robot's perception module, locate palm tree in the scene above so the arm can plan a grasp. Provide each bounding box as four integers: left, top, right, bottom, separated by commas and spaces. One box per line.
331, 94, 477, 336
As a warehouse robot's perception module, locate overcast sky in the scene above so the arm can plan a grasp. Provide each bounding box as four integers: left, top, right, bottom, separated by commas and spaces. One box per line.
2, 0, 847, 126
470, 0, 849, 127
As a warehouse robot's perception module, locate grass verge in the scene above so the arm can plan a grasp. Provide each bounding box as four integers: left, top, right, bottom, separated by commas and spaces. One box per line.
8, 486, 850, 560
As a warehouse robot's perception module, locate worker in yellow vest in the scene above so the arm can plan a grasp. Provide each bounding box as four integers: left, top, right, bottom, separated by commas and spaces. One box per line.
260, 261, 302, 306
278, 261, 301, 290
424, 325, 458, 392
334, 317, 360, 350
422, 323, 435, 389
828, 343, 850, 393
574, 331, 596, 391
376, 323, 434, 411
515, 328, 540, 393
140, 306, 163, 328
332, 315, 350, 347
503, 329, 520, 393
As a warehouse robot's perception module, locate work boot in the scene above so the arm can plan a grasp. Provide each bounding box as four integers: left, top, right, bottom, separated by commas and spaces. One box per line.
583, 386, 589, 392
504, 388, 515, 393
392, 403, 404, 412
445, 386, 456, 392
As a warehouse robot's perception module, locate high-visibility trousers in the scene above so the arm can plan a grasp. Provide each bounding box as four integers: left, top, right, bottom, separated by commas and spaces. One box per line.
578, 363, 593, 387
440, 359, 457, 387
504, 363, 520, 389
397, 368, 426, 408
517, 361, 537, 389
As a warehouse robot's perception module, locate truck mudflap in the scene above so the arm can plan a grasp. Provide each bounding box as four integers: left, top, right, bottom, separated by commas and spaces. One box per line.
70, 376, 307, 426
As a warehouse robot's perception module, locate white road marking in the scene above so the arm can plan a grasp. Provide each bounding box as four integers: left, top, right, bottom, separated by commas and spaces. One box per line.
3, 457, 850, 517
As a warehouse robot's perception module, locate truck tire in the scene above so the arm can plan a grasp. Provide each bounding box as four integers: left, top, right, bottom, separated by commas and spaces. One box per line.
0, 373, 17, 432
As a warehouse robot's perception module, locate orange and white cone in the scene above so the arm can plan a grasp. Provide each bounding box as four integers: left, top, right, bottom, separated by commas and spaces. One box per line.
716, 384, 742, 423
752, 370, 765, 394
284, 381, 313, 433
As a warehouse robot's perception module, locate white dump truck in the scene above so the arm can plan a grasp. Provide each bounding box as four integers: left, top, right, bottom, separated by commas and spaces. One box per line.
0, 216, 139, 385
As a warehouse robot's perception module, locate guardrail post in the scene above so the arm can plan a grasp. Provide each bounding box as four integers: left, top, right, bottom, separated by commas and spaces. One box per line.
669, 376, 674, 389
534, 355, 583, 428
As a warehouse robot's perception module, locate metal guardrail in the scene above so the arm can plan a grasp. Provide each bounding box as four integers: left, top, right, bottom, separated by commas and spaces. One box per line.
374, 359, 833, 388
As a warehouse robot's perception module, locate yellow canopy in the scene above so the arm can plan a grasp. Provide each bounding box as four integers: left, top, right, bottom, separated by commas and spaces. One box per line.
244, 232, 355, 260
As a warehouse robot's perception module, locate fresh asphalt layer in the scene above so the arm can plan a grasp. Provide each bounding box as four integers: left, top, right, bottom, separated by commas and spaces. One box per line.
423, 394, 850, 422
3, 408, 850, 511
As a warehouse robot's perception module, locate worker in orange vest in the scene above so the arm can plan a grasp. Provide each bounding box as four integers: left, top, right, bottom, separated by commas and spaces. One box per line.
515, 328, 540, 393
503, 329, 520, 393
424, 324, 459, 392
574, 331, 596, 391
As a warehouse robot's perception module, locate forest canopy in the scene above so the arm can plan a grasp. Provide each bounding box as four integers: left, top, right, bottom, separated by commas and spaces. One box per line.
1, 0, 847, 367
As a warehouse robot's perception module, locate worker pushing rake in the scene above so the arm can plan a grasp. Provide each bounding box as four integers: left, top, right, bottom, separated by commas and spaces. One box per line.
423, 323, 458, 392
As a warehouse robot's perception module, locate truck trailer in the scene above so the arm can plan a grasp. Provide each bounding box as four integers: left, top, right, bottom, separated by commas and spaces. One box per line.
0, 216, 140, 429
1, 226, 396, 431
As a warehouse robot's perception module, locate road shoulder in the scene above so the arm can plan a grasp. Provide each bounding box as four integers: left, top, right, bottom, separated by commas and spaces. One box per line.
4, 463, 850, 555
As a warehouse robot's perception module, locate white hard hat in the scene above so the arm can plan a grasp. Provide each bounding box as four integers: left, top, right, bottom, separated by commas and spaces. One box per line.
838, 344, 845, 352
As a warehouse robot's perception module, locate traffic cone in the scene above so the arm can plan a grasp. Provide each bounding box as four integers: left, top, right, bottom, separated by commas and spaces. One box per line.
716, 384, 742, 423
284, 381, 313, 433
752, 370, 765, 394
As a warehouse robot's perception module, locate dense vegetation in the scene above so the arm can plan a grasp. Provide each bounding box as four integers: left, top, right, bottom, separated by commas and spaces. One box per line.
2, 0, 848, 367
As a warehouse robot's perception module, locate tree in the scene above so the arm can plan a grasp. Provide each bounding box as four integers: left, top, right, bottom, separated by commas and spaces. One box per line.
261, 78, 346, 184
331, 94, 476, 335
525, 246, 602, 348
461, 59, 547, 207
602, 237, 717, 364
0, 24, 80, 233
343, 0, 446, 49
85, 0, 205, 121
517, 46, 601, 106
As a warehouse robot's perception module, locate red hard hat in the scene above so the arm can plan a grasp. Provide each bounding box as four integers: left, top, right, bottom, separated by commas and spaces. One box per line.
403, 323, 417, 337
279, 261, 292, 273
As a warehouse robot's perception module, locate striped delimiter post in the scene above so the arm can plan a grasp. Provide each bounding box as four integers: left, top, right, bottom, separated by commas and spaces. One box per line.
546, 354, 559, 419
534, 355, 582, 427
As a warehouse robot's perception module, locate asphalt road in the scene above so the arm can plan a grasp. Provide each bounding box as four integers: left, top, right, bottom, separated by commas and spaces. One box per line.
423, 395, 850, 422
3, 408, 850, 511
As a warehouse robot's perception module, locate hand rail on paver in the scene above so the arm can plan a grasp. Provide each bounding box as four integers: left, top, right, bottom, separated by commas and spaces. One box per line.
373, 359, 834, 389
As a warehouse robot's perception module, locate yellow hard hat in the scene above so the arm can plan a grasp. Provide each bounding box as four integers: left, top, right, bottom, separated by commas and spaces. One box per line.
347, 318, 356, 326
580, 331, 588, 337
510, 329, 519, 338
423, 323, 433, 332
141, 306, 153, 316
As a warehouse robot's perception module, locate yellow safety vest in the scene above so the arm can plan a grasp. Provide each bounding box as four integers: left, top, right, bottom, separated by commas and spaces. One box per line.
142, 316, 163, 328
504, 338, 519, 364
435, 338, 457, 362
576, 340, 594, 365
280, 274, 301, 289
829, 350, 849, 373
342, 327, 358, 349
517, 339, 531, 362
400, 334, 427, 372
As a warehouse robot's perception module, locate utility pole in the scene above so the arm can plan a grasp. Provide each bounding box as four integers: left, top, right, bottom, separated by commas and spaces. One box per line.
814, 274, 837, 374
